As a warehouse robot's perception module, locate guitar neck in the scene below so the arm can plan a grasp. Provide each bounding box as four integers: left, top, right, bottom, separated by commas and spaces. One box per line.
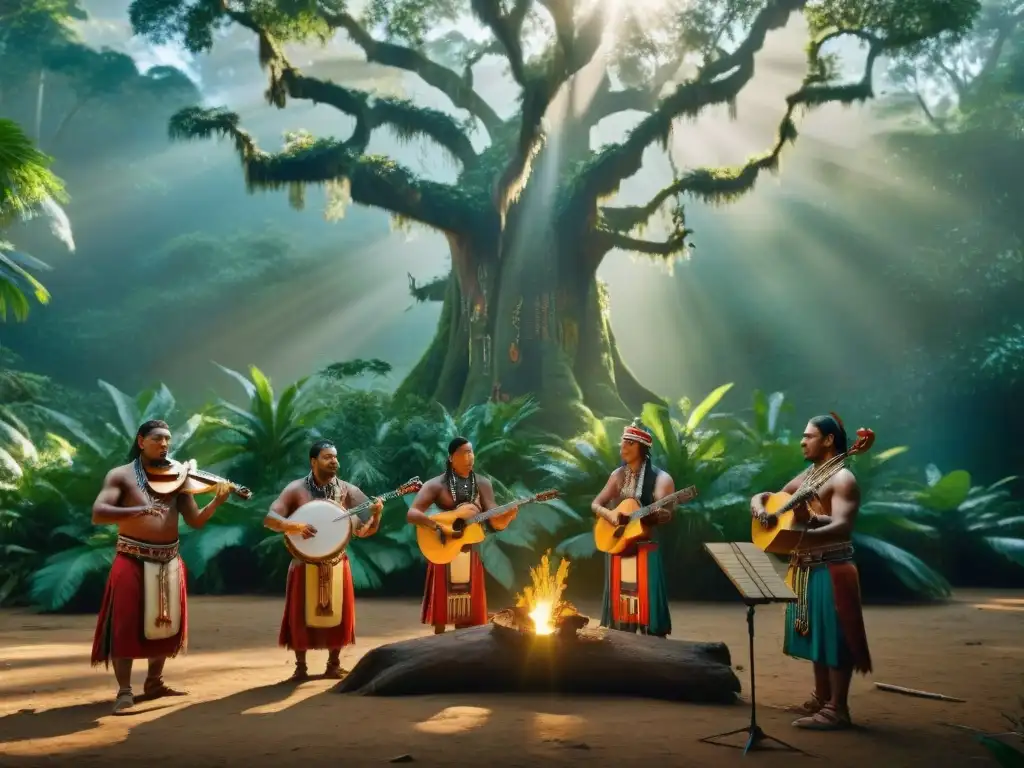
468, 497, 531, 525
629, 487, 695, 522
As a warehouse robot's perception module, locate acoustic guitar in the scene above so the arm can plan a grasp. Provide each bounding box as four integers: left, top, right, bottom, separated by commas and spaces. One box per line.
417, 489, 560, 565
751, 428, 875, 555
593, 485, 699, 555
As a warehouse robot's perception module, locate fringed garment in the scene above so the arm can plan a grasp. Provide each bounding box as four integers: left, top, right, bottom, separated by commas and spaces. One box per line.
600, 461, 672, 637
421, 549, 489, 627
783, 543, 872, 674
420, 471, 492, 628
91, 536, 188, 667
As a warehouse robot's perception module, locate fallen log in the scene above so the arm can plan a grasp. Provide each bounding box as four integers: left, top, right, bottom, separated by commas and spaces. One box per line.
333, 622, 741, 704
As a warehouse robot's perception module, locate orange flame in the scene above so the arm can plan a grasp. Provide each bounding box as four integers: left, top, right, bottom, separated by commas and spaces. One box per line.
516, 551, 571, 636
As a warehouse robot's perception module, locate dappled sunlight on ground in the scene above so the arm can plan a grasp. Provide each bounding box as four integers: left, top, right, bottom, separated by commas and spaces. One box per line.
414, 706, 492, 735
1, 593, 1022, 766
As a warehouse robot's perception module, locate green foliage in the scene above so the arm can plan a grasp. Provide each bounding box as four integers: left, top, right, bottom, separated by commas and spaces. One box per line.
0, 118, 67, 224
194, 363, 330, 488
865, 464, 1024, 576
320, 358, 393, 381
805, 0, 980, 45
0, 118, 72, 322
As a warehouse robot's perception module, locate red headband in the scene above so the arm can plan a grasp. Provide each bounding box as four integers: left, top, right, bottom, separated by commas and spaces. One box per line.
622, 421, 653, 447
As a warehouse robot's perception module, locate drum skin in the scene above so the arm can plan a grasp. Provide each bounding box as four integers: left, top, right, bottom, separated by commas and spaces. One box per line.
285, 499, 354, 562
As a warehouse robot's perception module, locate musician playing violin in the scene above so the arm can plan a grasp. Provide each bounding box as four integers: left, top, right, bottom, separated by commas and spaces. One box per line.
750, 413, 872, 731
591, 419, 675, 638
264, 439, 383, 680
406, 437, 518, 634
90, 419, 232, 714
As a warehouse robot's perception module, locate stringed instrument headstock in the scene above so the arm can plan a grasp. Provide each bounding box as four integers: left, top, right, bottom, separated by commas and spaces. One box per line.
531, 489, 560, 503
848, 428, 875, 457
397, 477, 424, 496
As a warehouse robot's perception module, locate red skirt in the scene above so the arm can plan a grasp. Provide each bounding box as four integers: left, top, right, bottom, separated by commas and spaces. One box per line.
829, 561, 873, 674
420, 549, 487, 627
279, 559, 356, 651
91, 553, 188, 667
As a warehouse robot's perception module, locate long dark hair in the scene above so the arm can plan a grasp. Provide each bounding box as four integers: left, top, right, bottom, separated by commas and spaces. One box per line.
809, 414, 848, 455
128, 420, 170, 461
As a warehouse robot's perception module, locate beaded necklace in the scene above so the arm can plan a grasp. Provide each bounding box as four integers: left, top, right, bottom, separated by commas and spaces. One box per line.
132, 457, 171, 510
621, 462, 646, 501
306, 472, 340, 502
447, 470, 477, 505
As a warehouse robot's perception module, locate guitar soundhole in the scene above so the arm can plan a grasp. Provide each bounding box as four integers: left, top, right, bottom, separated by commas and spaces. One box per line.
451, 519, 466, 535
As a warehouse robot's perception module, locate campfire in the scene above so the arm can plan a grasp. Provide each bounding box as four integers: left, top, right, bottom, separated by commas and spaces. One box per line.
491, 551, 589, 638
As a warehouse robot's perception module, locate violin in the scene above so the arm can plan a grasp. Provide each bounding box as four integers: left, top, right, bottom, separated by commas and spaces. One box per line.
142, 458, 252, 500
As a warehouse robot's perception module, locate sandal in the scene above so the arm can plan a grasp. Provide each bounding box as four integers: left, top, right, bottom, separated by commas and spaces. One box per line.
289, 661, 309, 681
112, 687, 134, 715
323, 661, 347, 680
792, 704, 851, 730
786, 691, 825, 715
143, 677, 187, 700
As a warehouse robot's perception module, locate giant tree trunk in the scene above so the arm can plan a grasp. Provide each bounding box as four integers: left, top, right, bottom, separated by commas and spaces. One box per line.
333, 623, 741, 703
396, 248, 660, 436
396, 112, 664, 436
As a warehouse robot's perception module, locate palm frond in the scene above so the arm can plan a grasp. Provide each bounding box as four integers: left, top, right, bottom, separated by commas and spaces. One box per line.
854, 533, 951, 600
29, 545, 113, 611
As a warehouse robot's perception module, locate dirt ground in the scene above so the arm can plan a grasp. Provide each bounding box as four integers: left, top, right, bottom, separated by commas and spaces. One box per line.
1, 590, 1022, 767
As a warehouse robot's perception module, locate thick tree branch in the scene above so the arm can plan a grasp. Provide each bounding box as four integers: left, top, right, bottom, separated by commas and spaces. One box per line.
470, 0, 531, 85
169, 106, 483, 234
584, 4, 974, 235
226, 9, 478, 168
600, 31, 899, 236
408, 272, 449, 303
596, 227, 692, 260
317, 6, 503, 137
563, 0, 806, 221
583, 57, 685, 127
493, 0, 606, 218
914, 89, 947, 132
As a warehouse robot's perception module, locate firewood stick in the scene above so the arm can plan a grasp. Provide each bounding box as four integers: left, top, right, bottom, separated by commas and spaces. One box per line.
875, 682, 965, 703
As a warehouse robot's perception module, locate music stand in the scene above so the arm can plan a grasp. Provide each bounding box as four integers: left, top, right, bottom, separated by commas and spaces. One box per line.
699, 542, 810, 757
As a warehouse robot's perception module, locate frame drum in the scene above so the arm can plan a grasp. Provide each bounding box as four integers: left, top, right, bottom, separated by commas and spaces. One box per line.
284, 499, 354, 563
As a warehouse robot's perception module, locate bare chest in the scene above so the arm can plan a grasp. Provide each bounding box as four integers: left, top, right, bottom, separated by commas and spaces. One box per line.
809, 483, 835, 516
116, 470, 181, 541
435, 487, 478, 512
